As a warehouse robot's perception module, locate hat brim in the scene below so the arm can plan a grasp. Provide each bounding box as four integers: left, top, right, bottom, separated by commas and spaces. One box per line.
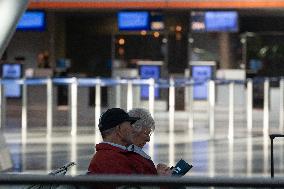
127, 117, 140, 124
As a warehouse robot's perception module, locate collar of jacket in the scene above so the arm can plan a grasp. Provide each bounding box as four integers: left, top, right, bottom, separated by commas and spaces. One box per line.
127, 144, 151, 160
96, 142, 129, 153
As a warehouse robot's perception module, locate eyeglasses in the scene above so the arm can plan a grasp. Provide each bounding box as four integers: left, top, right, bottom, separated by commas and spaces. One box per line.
143, 129, 153, 137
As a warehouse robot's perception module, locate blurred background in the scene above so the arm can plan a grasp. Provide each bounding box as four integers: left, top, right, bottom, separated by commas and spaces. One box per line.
0, 0, 284, 181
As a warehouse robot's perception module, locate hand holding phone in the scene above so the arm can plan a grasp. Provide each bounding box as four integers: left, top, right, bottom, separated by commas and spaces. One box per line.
157, 163, 172, 176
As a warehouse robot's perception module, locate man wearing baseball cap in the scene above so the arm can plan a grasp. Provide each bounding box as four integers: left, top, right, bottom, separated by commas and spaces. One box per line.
88, 108, 158, 175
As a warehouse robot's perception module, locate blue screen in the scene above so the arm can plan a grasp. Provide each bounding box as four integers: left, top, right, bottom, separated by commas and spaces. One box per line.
249, 59, 262, 72
139, 65, 160, 99
118, 11, 149, 30
192, 66, 212, 100
2, 64, 22, 98
205, 11, 238, 32
17, 11, 45, 31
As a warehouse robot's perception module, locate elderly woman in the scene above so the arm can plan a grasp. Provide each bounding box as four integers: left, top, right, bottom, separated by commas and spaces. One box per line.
128, 108, 171, 176
129, 108, 154, 148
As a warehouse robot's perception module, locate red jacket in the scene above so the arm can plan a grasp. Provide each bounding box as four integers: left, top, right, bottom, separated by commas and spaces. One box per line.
88, 143, 157, 175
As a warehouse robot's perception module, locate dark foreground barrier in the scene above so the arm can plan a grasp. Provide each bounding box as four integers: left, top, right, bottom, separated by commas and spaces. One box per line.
1, 174, 284, 188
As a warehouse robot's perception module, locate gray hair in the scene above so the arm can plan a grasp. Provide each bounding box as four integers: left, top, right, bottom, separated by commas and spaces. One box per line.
100, 127, 116, 139
98, 121, 117, 139
128, 108, 155, 132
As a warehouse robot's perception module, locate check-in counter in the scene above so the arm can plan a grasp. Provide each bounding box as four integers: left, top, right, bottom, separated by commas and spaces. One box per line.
108, 61, 168, 110
216, 69, 246, 107
108, 68, 139, 110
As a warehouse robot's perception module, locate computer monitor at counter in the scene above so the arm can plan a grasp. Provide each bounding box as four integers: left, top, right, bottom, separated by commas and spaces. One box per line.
139, 65, 160, 99
1, 63, 22, 98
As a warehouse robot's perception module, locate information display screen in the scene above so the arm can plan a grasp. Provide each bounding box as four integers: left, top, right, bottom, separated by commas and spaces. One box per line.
191, 65, 213, 100
17, 11, 46, 31
2, 64, 22, 98
205, 11, 238, 32
139, 65, 160, 99
191, 11, 238, 32
118, 11, 150, 31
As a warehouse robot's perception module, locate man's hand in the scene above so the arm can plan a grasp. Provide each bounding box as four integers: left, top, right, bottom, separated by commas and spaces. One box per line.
156, 163, 172, 176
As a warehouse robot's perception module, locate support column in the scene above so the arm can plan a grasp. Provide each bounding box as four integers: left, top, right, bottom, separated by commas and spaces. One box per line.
219, 33, 233, 69
0, 0, 29, 57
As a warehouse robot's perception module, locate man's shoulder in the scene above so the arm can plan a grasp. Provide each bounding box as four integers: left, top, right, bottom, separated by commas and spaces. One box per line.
96, 143, 128, 152
89, 143, 136, 174
95, 143, 131, 159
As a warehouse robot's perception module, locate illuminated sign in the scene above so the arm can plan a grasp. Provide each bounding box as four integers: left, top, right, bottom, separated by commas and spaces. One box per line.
17, 11, 45, 31
191, 11, 238, 32
118, 11, 150, 31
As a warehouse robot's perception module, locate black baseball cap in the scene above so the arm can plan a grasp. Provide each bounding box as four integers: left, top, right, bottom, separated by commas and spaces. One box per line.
99, 108, 139, 132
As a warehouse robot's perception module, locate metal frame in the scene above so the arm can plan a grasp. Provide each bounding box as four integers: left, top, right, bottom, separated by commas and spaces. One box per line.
270, 134, 284, 178
2, 174, 284, 187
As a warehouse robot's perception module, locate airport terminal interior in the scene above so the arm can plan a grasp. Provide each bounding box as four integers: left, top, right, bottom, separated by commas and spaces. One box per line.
1, 0, 284, 188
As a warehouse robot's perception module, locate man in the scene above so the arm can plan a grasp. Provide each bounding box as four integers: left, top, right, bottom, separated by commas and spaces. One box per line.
88, 108, 158, 175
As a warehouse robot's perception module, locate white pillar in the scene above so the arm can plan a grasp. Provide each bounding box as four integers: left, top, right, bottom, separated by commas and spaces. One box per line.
263, 78, 270, 136
95, 79, 102, 144
168, 78, 175, 166
148, 78, 155, 117
148, 78, 155, 160
70, 78, 78, 136
21, 79, 27, 144
169, 77, 175, 133
46, 78, 53, 138
228, 82, 235, 141
116, 77, 121, 108
246, 79, 253, 133
127, 80, 133, 111
208, 80, 215, 139
187, 80, 194, 130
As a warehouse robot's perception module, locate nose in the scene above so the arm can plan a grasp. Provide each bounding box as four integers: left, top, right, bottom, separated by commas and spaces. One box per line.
145, 135, 150, 142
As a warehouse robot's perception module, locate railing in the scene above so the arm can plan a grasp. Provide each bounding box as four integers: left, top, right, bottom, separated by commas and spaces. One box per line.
0, 77, 284, 147
1, 174, 284, 188
1, 77, 284, 175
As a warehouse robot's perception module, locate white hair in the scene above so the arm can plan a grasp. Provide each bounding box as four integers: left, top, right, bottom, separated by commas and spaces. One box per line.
128, 108, 155, 132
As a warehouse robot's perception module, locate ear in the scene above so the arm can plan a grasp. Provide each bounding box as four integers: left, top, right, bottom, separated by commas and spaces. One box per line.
116, 124, 124, 138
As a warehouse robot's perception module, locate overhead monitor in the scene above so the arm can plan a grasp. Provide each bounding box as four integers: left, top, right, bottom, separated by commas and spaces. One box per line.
118, 11, 150, 31
1, 64, 22, 98
17, 11, 46, 31
205, 11, 238, 32
139, 65, 160, 99
191, 11, 238, 32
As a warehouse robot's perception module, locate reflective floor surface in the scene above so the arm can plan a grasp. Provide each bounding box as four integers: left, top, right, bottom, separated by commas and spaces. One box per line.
3, 121, 284, 179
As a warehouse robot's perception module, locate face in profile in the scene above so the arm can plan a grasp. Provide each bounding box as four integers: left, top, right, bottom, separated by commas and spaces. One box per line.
133, 128, 152, 148
119, 121, 137, 145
